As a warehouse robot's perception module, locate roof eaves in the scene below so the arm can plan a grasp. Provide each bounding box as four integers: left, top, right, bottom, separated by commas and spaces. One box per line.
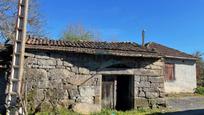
25, 45, 161, 58
165, 55, 197, 60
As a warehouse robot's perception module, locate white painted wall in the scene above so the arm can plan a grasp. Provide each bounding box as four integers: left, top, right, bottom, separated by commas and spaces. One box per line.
164, 59, 197, 93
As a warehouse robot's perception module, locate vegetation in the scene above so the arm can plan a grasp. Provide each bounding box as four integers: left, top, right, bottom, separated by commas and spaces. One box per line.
61, 24, 99, 41
0, 0, 44, 42
32, 108, 168, 115
91, 109, 166, 115
193, 51, 204, 86
195, 87, 204, 95
31, 108, 78, 115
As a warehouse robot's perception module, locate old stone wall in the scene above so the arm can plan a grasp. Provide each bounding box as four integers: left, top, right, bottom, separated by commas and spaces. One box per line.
24, 51, 103, 114
134, 59, 166, 109
24, 50, 165, 114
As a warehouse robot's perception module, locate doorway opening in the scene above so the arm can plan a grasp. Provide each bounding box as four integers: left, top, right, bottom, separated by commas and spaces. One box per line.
102, 75, 134, 111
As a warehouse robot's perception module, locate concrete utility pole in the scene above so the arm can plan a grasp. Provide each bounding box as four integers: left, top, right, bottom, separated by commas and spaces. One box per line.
142, 30, 145, 47
6, 0, 29, 114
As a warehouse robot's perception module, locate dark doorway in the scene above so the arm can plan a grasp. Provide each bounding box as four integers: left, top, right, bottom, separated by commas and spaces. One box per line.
116, 75, 134, 110
102, 75, 134, 111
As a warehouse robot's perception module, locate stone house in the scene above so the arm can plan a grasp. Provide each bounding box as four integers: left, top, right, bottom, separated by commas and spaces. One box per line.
0, 36, 196, 114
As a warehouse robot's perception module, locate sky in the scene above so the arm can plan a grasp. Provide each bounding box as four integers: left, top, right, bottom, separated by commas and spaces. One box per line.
39, 0, 204, 54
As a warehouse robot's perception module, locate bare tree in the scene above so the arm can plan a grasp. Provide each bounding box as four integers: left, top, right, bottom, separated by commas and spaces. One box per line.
0, 0, 44, 42
193, 51, 204, 86
61, 24, 99, 41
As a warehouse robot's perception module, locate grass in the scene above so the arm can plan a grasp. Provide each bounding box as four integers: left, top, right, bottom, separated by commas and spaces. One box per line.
195, 87, 204, 95
166, 92, 204, 98
33, 108, 169, 115
30, 108, 79, 115
91, 108, 167, 115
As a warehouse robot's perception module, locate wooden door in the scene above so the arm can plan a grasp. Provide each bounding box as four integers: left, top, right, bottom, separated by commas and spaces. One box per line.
102, 77, 115, 109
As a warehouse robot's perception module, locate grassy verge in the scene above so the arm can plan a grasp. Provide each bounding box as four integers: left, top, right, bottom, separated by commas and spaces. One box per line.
33, 108, 169, 115
92, 108, 168, 115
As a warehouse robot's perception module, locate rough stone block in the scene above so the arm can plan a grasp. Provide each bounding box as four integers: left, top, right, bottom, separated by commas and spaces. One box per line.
153, 61, 164, 66
149, 77, 163, 83
159, 92, 166, 98
94, 86, 101, 95
134, 88, 139, 97
36, 89, 45, 101
138, 91, 145, 97
143, 87, 158, 92
138, 81, 150, 88
79, 67, 90, 75
134, 76, 140, 82
56, 59, 63, 66
94, 95, 100, 104
134, 69, 162, 76
151, 83, 164, 88
146, 92, 159, 99
150, 65, 162, 70
84, 76, 101, 86
155, 98, 166, 107
64, 61, 73, 67
135, 98, 149, 108
25, 57, 38, 65
31, 65, 39, 68
73, 103, 101, 114
140, 76, 148, 81
56, 66, 66, 69
38, 65, 55, 69
67, 75, 91, 86
68, 88, 80, 100
25, 69, 48, 89
38, 59, 56, 66
79, 86, 95, 97
71, 66, 79, 73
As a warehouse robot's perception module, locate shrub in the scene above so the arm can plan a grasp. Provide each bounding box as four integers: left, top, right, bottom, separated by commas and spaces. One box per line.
195, 87, 204, 95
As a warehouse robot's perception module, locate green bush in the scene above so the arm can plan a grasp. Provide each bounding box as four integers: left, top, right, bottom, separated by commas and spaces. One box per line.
195, 87, 204, 95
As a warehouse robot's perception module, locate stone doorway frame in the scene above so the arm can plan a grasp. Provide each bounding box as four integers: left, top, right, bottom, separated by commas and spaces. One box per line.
101, 74, 135, 110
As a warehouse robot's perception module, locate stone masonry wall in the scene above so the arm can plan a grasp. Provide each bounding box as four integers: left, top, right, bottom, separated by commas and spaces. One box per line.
134, 59, 166, 109
24, 51, 103, 114
24, 50, 165, 114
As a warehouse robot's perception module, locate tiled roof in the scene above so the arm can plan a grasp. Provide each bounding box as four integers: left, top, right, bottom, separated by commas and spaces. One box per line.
146, 42, 196, 60
25, 35, 160, 58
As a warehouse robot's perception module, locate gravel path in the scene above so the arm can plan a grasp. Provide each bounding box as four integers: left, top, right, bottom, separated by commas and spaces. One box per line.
165, 96, 204, 115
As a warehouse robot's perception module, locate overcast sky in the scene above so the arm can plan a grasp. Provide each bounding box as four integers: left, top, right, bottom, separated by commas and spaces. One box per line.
39, 0, 204, 54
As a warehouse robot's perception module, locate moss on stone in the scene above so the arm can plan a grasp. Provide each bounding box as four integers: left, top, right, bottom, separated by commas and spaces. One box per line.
27, 88, 37, 113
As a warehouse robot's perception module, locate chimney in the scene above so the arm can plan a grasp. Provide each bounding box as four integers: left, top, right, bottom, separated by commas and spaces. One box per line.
142, 30, 145, 47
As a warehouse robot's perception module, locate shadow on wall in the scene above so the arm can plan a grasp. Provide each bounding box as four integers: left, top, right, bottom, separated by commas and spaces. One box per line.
147, 109, 204, 115
0, 71, 6, 114
28, 50, 158, 71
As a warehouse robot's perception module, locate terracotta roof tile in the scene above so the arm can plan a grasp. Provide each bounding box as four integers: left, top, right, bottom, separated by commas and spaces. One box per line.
25, 35, 160, 58
146, 42, 196, 60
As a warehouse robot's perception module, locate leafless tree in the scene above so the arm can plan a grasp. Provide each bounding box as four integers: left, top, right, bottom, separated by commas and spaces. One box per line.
0, 0, 44, 42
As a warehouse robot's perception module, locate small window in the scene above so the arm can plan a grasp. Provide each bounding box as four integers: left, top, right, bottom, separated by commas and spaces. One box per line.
165, 63, 175, 81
